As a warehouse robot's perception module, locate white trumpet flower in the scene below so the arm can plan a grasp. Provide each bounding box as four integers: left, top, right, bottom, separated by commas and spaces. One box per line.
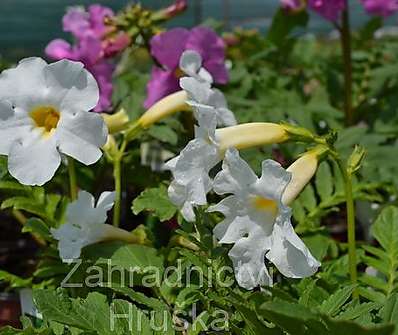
166, 122, 289, 222
208, 148, 320, 290
165, 112, 220, 222
179, 51, 237, 127
0, 58, 107, 186
51, 191, 137, 263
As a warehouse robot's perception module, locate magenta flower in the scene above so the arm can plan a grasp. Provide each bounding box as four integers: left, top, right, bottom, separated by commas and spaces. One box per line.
144, 27, 228, 108
281, 0, 306, 12
63, 5, 113, 40
46, 5, 129, 112
361, 0, 398, 17
308, 0, 346, 21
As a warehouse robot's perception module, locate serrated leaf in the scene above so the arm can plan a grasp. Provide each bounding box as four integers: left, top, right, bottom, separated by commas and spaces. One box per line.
379, 293, 398, 335
83, 241, 164, 275
361, 206, 398, 296
132, 184, 177, 221
108, 283, 166, 310
319, 285, 355, 316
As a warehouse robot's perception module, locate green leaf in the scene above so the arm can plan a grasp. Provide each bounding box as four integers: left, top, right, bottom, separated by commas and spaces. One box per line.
147, 125, 178, 145
258, 299, 323, 335
187, 311, 210, 335
315, 162, 333, 201
361, 206, 398, 297
34, 290, 114, 334
267, 9, 309, 46
83, 241, 164, 275
22, 218, 52, 241
108, 283, 166, 310
319, 285, 355, 316
0, 270, 31, 289
379, 293, 398, 335
132, 184, 177, 221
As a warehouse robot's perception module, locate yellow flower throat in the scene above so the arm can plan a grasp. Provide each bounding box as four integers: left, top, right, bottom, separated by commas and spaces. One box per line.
30, 106, 60, 135
252, 196, 278, 216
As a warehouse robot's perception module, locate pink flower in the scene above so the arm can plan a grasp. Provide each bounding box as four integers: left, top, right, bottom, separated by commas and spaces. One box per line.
145, 27, 228, 108
45, 5, 128, 112
63, 5, 113, 40
308, 0, 346, 21
361, 0, 398, 17
281, 0, 306, 12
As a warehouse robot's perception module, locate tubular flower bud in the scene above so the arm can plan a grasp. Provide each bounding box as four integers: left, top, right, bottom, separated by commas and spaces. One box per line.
138, 90, 190, 129
102, 109, 129, 134
216, 123, 289, 153
282, 146, 329, 206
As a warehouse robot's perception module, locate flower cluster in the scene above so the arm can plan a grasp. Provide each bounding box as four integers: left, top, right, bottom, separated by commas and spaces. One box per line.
46, 5, 130, 112
157, 51, 320, 289
361, 0, 398, 17
145, 26, 229, 108
281, 0, 398, 20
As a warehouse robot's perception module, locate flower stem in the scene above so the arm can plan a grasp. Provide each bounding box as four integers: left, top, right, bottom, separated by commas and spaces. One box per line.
340, 7, 354, 126
337, 158, 359, 299
67, 157, 78, 201
113, 140, 127, 227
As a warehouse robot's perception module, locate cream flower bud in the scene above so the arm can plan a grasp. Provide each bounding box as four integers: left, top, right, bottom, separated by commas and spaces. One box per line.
216, 123, 289, 153
102, 109, 129, 134
282, 146, 329, 206
138, 90, 190, 129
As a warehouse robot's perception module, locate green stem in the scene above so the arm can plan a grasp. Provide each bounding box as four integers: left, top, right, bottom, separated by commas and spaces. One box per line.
113, 140, 127, 227
337, 158, 359, 299
67, 157, 78, 201
340, 8, 354, 126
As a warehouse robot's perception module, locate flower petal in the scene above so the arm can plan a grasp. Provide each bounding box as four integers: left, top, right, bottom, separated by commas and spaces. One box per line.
203, 59, 229, 84
228, 227, 272, 289
144, 68, 180, 109
97, 191, 116, 211
255, 159, 291, 201
57, 111, 107, 165
63, 6, 90, 39
45, 39, 75, 60
179, 50, 202, 76
186, 26, 226, 65
168, 180, 196, 222
150, 28, 190, 70
8, 131, 61, 186
44, 59, 99, 112
0, 58, 48, 110
213, 148, 257, 196
267, 222, 321, 278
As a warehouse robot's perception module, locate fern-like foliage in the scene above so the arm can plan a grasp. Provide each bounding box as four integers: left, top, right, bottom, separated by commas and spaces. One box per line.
292, 161, 382, 233
360, 206, 398, 302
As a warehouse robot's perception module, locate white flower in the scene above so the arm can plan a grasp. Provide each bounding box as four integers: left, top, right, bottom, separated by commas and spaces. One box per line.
179, 50, 213, 84
0, 57, 107, 186
208, 148, 320, 290
179, 51, 237, 127
51, 191, 136, 263
166, 121, 290, 222
165, 112, 220, 221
